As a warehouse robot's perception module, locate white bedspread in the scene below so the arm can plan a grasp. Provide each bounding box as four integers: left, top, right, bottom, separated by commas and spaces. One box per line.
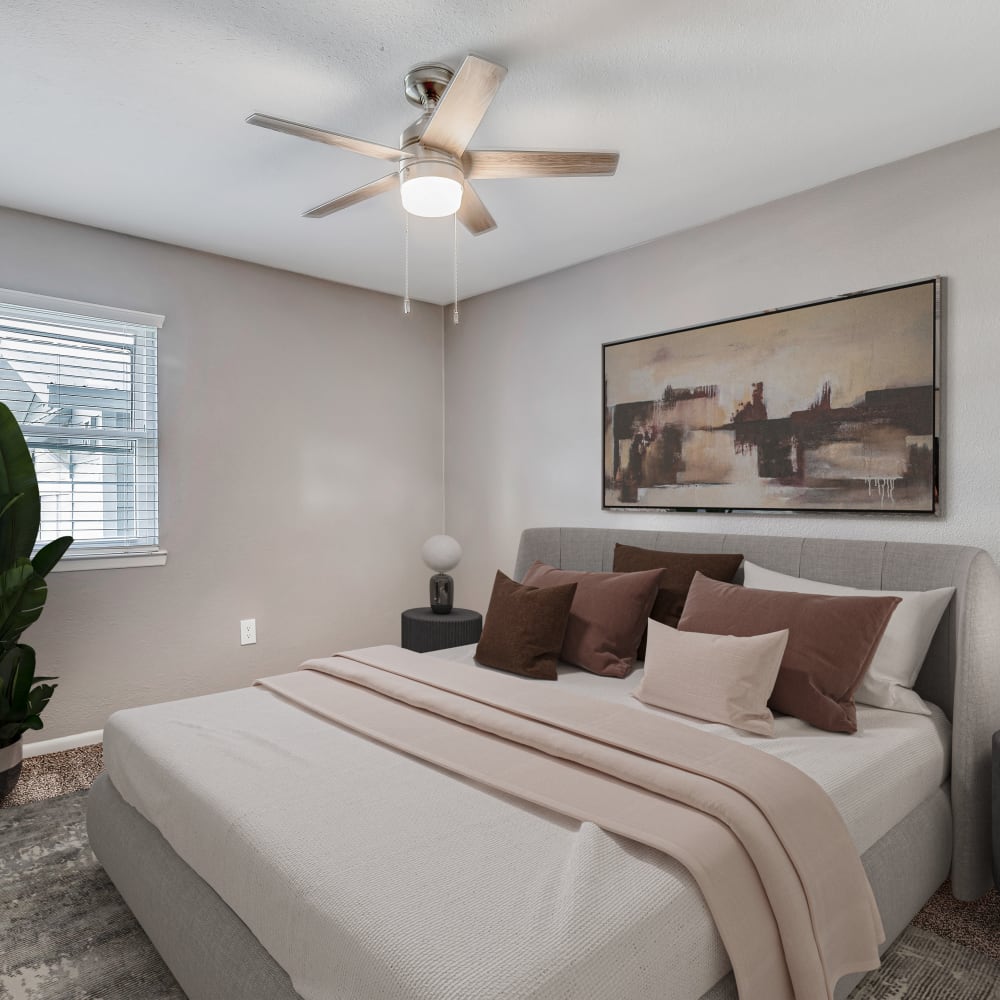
103, 647, 950, 1000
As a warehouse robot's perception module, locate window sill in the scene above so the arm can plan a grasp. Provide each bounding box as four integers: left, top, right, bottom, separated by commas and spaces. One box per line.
49, 550, 168, 572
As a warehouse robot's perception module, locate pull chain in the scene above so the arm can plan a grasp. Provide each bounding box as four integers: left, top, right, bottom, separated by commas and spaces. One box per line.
403, 213, 411, 315
452, 213, 459, 325
403, 213, 458, 320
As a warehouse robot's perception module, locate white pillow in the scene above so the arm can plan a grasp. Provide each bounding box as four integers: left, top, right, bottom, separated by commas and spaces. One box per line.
741, 561, 954, 716
633, 618, 789, 737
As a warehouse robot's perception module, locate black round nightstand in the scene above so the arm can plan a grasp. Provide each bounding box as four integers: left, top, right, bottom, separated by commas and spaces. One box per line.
401, 607, 483, 653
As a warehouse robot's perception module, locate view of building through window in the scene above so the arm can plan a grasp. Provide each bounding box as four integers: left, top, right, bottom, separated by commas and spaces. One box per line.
0, 301, 158, 554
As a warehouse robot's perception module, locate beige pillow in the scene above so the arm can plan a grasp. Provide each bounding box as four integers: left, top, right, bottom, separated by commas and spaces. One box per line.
633, 619, 789, 736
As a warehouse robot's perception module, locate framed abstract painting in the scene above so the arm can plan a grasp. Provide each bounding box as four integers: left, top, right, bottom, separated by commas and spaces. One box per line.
603, 278, 940, 514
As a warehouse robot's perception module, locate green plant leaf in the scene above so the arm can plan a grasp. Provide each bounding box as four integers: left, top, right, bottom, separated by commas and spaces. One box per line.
22, 715, 43, 730
28, 685, 55, 717
32, 536, 73, 578
0, 560, 34, 596
0, 403, 41, 564
0, 493, 22, 522
0, 646, 18, 696
10, 644, 35, 710
0, 560, 36, 630
0, 723, 24, 743
0, 567, 47, 647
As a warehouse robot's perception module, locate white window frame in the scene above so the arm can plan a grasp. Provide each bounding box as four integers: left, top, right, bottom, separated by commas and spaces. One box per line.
0, 287, 166, 571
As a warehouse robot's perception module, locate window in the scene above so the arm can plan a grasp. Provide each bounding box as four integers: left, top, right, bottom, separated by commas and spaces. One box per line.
0, 289, 162, 566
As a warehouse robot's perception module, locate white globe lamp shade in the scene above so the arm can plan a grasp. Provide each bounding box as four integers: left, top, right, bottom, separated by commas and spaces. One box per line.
421, 535, 462, 573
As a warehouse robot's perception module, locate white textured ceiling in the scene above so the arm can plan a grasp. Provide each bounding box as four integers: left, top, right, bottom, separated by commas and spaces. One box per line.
4, 1, 1000, 305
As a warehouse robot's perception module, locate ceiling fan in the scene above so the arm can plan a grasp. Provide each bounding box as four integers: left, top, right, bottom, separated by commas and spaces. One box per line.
247, 55, 619, 236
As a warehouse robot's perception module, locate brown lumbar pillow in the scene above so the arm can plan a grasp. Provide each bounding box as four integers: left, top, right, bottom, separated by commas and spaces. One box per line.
520, 561, 663, 677
612, 544, 745, 657
474, 570, 578, 680
677, 573, 901, 733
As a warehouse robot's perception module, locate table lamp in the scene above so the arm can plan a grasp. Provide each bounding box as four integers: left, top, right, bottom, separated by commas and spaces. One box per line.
421, 534, 462, 615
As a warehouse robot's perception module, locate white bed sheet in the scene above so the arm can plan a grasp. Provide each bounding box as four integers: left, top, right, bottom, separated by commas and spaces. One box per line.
103, 649, 950, 1000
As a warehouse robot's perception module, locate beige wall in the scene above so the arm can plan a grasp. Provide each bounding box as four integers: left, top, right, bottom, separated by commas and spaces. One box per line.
0, 206, 444, 743
13, 125, 1000, 741
445, 128, 1000, 614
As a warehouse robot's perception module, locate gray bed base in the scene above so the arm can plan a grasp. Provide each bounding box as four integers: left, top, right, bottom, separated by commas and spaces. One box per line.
87, 772, 951, 1000
87, 526, 1000, 1000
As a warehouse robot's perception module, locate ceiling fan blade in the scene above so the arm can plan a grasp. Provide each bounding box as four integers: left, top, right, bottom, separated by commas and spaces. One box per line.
463, 150, 619, 179
303, 173, 399, 219
457, 183, 497, 236
419, 56, 507, 158
247, 113, 408, 163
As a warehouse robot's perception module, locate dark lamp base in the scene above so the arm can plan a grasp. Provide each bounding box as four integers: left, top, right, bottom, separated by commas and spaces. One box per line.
429, 573, 454, 615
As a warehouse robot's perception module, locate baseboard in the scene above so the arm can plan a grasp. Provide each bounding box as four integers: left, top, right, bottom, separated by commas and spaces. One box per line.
23, 729, 103, 758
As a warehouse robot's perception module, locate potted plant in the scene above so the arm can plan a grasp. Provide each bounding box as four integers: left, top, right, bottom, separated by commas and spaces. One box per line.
0, 401, 72, 797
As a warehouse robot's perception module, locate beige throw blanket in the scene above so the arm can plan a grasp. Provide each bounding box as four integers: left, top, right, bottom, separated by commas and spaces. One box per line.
256, 646, 884, 1000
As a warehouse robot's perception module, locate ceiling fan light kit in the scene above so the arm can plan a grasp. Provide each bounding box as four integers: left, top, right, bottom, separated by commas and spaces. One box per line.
399, 150, 464, 218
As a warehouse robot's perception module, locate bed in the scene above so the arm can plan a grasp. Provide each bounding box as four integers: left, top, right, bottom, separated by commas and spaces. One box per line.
86, 526, 1000, 1000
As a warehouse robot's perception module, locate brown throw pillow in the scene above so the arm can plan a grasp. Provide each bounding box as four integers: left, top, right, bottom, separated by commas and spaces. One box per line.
475, 570, 577, 680
612, 544, 745, 658
677, 573, 901, 733
520, 561, 663, 677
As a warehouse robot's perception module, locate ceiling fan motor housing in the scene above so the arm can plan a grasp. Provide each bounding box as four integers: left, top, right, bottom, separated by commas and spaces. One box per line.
400, 112, 432, 150
403, 63, 454, 108
399, 146, 463, 183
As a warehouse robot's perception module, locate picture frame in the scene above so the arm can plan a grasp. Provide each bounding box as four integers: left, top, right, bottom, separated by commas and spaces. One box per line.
603, 278, 941, 514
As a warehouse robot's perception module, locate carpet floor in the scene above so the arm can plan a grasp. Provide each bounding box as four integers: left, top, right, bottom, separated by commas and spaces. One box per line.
2, 748, 999, 999
0, 745, 104, 809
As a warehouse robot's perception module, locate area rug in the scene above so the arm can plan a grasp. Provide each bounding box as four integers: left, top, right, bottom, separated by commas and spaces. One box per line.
0, 790, 184, 1000
2, 790, 1000, 1000
849, 925, 1000, 999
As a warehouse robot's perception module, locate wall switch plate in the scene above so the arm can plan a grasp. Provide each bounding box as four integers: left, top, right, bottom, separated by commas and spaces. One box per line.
240, 618, 257, 645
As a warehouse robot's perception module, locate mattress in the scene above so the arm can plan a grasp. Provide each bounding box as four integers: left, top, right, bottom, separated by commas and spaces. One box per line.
103, 650, 951, 1000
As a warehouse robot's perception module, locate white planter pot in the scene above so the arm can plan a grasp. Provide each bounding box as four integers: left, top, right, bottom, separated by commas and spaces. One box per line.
0, 737, 24, 798
0, 738, 22, 772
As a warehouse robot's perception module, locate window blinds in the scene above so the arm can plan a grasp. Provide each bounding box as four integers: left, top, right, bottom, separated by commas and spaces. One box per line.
0, 297, 160, 555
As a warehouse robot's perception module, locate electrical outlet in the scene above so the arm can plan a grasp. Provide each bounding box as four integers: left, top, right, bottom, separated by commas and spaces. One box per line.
240, 618, 257, 646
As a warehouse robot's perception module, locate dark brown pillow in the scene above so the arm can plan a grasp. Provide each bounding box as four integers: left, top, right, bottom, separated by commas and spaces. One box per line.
520, 561, 663, 677
677, 573, 901, 733
613, 544, 745, 657
474, 571, 577, 680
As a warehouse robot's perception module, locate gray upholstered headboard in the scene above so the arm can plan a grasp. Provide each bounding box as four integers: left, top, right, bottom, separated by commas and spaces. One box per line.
514, 526, 1000, 900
